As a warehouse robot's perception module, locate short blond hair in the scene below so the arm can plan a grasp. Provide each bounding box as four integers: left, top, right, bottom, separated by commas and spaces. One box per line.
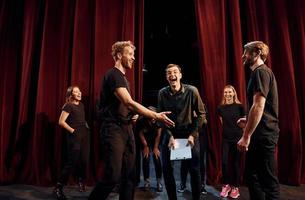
111, 41, 135, 60
244, 41, 269, 62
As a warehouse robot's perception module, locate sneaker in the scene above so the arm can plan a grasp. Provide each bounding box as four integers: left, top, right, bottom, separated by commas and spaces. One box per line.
177, 184, 186, 193
157, 181, 163, 192
220, 184, 231, 198
201, 185, 207, 195
53, 186, 67, 200
144, 179, 150, 191
229, 187, 240, 199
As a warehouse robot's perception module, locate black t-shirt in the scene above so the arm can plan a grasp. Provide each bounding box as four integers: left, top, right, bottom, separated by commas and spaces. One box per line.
135, 117, 159, 146
218, 103, 245, 142
98, 67, 132, 122
247, 64, 279, 142
62, 102, 86, 128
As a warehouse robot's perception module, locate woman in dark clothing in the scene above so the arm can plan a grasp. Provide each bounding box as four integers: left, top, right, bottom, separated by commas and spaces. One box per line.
218, 85, 245, 199
53, 86, 90, 200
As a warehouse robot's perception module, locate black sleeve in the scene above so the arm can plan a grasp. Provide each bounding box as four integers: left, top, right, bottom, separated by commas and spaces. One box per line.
108, 71, 128, 92
252, 69, 271, 98
239, 104, 246, 117
217, 106, 222, 117
62, 103, 72, 113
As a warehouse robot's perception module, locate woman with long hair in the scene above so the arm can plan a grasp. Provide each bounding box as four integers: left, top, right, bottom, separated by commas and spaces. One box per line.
217, 85, 245, 199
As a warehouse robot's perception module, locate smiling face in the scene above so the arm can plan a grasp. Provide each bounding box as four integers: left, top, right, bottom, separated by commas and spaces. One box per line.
223, 87, 234, 104
121, 46, 135, 69
242, 49, 257, 67
71, 87, 82, 101
166, 65, 182, 90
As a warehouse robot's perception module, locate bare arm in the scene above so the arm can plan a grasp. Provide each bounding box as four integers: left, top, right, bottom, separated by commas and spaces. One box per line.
114, 87, 174, 126
58, 111, 74, 133
237, 92, 265, 151
243, 92, 265, 138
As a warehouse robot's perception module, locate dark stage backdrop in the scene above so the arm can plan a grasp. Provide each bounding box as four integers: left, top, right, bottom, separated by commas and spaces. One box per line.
0, 0, 304, 186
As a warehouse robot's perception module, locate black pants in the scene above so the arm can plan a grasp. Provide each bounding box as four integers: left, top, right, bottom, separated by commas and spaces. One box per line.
142, 142, 162, 181
89, 122, 136, 200
58, 126, 90, 184
161, 129, 201, 200
181, 127, 208, 187
199, 126, 208, 186
245, 138, 279, 200
135, 132, 142, 185
222, 140, 241, 186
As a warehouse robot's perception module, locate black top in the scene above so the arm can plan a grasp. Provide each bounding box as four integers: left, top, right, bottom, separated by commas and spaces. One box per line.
135, 117, 159, 145
157, 84, 207, 138
62, 102, 86, 128
98, 67, 133, 123
218, 103, 245, 142
247, 64, 279, 142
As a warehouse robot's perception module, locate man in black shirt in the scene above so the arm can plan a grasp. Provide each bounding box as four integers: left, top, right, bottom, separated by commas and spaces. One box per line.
237, 41, 279, 200
158, 64, 207, 200
89, 41, 174, 200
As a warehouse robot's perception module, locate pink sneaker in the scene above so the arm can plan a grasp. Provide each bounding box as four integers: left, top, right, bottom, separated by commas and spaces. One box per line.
220, 184, 231, 198
229, 187, 240, 199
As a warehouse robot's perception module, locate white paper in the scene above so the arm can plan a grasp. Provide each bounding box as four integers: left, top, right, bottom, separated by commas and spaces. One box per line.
170, 139, 192, 160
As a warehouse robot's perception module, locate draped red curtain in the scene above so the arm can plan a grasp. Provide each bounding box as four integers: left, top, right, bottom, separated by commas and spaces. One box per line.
194, 0, 305, 185
0, 0, 143, 185
1, 0, 305, 187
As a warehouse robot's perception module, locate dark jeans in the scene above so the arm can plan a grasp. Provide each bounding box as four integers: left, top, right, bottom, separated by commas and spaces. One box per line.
89, 122, 136, 200
161, 129, 201, 200
142, 143, 162, 181
222, 140, 241, 186
245, 138, 279, 200
58, 126, 90, 184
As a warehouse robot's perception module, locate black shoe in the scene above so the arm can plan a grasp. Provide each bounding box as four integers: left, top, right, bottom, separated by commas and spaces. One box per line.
112, 184, 120, 193
201, 185, 207, 195
157, 181, 163, 192
53, 187, 67, 200
177, 184, 186, 193
78, 182, 86, 192
144, 179, 150, 191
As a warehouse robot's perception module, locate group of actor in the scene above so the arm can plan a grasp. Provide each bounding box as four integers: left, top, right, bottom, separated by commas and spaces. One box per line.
53, 40, 279, 200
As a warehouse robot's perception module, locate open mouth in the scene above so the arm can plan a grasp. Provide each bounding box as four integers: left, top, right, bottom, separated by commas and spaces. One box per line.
169, 77, 177, 82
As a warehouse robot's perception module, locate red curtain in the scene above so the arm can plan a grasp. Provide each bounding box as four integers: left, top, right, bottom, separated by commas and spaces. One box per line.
0, 0, 143, 185
195, 0, 305, 185
1, 0, 305, 187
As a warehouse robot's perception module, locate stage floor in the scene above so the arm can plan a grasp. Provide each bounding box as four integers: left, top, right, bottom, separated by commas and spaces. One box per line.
1, 182, 305, 199
1, 160, 304, 199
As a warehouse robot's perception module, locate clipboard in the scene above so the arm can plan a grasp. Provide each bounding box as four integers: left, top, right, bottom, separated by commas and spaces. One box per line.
170, 139, 192, 160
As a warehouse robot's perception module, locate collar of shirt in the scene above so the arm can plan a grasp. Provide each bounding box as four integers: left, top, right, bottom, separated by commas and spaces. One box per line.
167, 83, 186, 95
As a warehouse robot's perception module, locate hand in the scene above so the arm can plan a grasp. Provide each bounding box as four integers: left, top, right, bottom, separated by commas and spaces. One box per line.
237, 117, 247, 129
156, 111, 175, 128
186, 135, 195, 148
237, 135, 251, 152
168, 136, 175, 150
143, 146, 149, 158
153, 147, 160, 159
131, 114, 139, 125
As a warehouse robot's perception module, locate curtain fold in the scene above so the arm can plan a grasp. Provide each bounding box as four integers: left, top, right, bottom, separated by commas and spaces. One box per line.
0, 0, 143, 185
194, 0, 305, 185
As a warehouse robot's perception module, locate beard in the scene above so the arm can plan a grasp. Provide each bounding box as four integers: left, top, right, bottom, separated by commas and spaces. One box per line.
122, 56, 132, 69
